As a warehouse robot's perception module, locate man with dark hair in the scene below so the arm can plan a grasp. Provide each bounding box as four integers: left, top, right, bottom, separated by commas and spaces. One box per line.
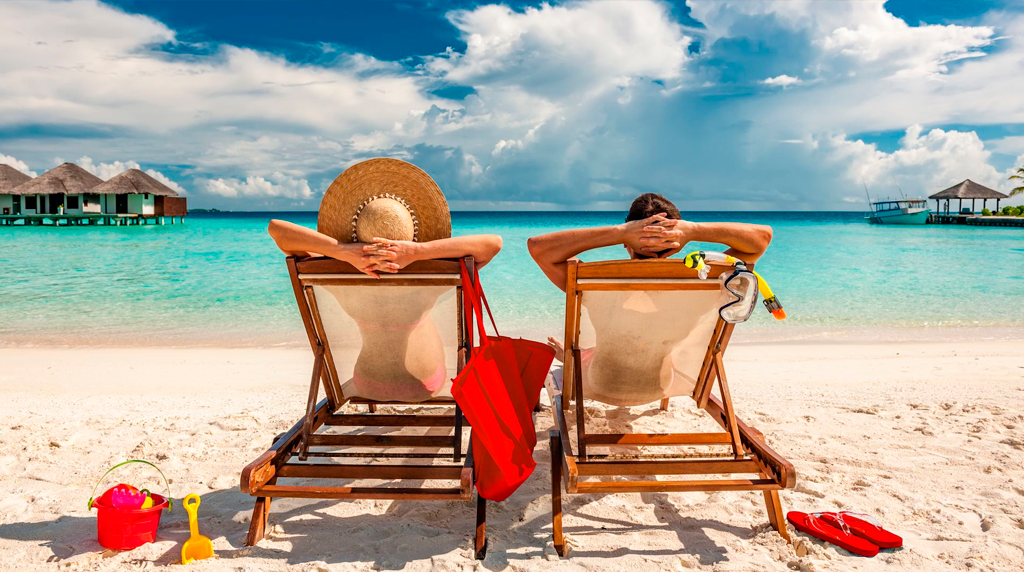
625, 192, 682, 222
527, 191, 775, 383
527, 192, 773, 289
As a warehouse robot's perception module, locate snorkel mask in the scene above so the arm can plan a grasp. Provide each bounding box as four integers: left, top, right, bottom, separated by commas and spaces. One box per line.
683, 251, 786, 323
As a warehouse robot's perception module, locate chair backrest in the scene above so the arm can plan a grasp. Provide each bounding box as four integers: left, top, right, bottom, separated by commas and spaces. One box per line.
287, 256, 469, 408
562, 259, 736, 407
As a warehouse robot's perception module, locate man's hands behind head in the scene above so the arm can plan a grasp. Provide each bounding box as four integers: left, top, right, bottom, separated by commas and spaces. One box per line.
621, 213, 695, 257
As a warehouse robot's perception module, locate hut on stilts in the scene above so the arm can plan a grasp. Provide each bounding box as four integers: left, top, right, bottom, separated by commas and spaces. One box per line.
0, 165, 32, 210
0, 162, 187, 226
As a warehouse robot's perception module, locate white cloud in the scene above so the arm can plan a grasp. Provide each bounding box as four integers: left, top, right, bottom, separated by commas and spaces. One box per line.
491, 139, 524, 157
761, 74, 802, 87
0, 1, 436, 133
821, 125, 1005, 198
821, 15, 994, 79
198, 173, 312, 199
0, 152, 37, 177
76, 156, 186, 194
0, 0, 1020, 211
427, 1, 691, 98
76, 157, 142, 181
491, 124, 541, 157
144, 170, 187, 195
689, 0, 996, 80
988, 136, 1024, 157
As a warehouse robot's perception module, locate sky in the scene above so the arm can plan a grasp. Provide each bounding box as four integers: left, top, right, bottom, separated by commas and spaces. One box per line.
1, 0, 1023, 211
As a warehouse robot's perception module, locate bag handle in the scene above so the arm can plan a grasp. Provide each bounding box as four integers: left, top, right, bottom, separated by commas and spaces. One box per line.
88, 459, 172, 511
460, 260, 488, 351
472, 266, 500, 337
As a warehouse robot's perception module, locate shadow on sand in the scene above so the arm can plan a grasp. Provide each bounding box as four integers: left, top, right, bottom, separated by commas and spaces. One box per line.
0, 404, 760, 569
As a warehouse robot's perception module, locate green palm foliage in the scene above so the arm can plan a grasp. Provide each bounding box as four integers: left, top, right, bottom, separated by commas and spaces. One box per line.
1011, 166, 1024, 196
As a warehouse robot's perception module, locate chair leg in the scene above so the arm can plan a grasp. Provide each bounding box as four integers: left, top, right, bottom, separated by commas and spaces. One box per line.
246, 468, 278, 546
551, 432, 565, 557
367, 403, 377, 413
246, 495, 272, 546
659, 398, 669, 411
474, 495, 488, 560
453, 405, 463, 463
763, 490, 790, 542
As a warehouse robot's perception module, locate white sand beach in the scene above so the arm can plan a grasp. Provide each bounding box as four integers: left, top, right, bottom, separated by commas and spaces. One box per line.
0, 340, 1022, 572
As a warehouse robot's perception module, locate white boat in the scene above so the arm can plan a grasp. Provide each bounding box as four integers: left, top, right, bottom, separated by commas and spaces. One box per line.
865, 199, 931, 225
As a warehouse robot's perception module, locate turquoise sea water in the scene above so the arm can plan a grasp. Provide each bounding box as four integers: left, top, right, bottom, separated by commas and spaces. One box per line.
1, 212, 1022, 346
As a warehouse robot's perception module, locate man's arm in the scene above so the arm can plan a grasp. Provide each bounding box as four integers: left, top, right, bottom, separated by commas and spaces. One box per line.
526, 214, 679, 291
658, 220, 773, 263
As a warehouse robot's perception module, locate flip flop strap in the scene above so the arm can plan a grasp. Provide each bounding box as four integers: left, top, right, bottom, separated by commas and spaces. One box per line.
836, 511, 883, 528
812, 511, 851, 534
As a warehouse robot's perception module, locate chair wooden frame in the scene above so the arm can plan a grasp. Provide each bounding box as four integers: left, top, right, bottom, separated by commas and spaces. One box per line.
550, 259, 795, 556
241, 255, 487, 559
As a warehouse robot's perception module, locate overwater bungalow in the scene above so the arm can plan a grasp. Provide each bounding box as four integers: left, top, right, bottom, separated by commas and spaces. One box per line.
0, 162, 187, 226
91, 168, 187, 220
0, 165, 32, 210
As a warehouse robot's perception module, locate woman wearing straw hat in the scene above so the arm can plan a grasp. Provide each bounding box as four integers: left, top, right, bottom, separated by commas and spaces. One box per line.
268, 158, 502, 401
269, 158, 501, 276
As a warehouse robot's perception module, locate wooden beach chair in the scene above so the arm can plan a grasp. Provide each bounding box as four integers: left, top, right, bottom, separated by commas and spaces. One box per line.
548, 259, 795, 556
241, 255, 487, 558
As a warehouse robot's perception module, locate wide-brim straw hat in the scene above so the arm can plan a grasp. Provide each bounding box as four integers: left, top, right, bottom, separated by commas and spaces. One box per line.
318, 158, 451, 243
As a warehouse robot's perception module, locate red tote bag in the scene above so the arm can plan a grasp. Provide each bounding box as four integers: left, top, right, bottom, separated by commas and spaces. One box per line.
473, 270, 554, 448
451, 262, 554, 501
465, 261, 555, 445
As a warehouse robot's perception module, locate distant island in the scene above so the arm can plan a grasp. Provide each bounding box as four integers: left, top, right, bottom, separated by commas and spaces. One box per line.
189, 208, 227, 213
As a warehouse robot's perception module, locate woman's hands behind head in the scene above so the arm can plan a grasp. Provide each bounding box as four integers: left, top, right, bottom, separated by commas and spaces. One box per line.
359, 238, 421, 275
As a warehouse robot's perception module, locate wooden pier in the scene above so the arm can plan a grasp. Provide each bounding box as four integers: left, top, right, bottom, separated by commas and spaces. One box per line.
929, 214, 1024, 227
0, 213, 185, 227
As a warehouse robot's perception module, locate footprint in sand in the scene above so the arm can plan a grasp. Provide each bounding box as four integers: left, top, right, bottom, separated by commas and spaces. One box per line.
1000, 437, 1024, 450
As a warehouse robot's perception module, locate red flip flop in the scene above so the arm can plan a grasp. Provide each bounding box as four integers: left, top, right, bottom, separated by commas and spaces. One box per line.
819, 512, 902, 549
786, 511, 879, 557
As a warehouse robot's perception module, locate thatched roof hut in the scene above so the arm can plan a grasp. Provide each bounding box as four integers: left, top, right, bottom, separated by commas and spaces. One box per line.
0, 162, 188, 224
91, 169, 180, 196
0, 164, 32, 194
929, 179, 1009, 214
929, 179, 1008, 200
8, 162, 103, 195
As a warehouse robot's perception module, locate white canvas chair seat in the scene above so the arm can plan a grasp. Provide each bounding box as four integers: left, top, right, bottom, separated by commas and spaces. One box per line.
551, 284, 730, 406
548, 259, 794, 557
311, 283, 459, 403
242, 256, 488, 559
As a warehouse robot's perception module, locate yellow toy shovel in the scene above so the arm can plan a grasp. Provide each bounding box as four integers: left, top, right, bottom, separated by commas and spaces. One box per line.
181, 494, 214, 564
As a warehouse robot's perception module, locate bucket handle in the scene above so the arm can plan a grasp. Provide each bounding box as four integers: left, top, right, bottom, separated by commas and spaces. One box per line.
88, 459, 172, 512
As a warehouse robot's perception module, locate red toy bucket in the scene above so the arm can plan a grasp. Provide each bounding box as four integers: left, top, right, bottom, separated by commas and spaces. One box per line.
88, 460, 172, 550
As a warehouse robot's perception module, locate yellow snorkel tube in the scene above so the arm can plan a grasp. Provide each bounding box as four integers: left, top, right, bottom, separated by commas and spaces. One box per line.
683, 251, 787, 321
754, 269, 786, 320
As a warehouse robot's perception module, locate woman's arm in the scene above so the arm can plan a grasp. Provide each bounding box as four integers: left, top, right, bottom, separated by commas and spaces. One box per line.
526, 214, 679, 291
361, 234, 504, 271
268, 219, 341, 258
267, 219, 389, 278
